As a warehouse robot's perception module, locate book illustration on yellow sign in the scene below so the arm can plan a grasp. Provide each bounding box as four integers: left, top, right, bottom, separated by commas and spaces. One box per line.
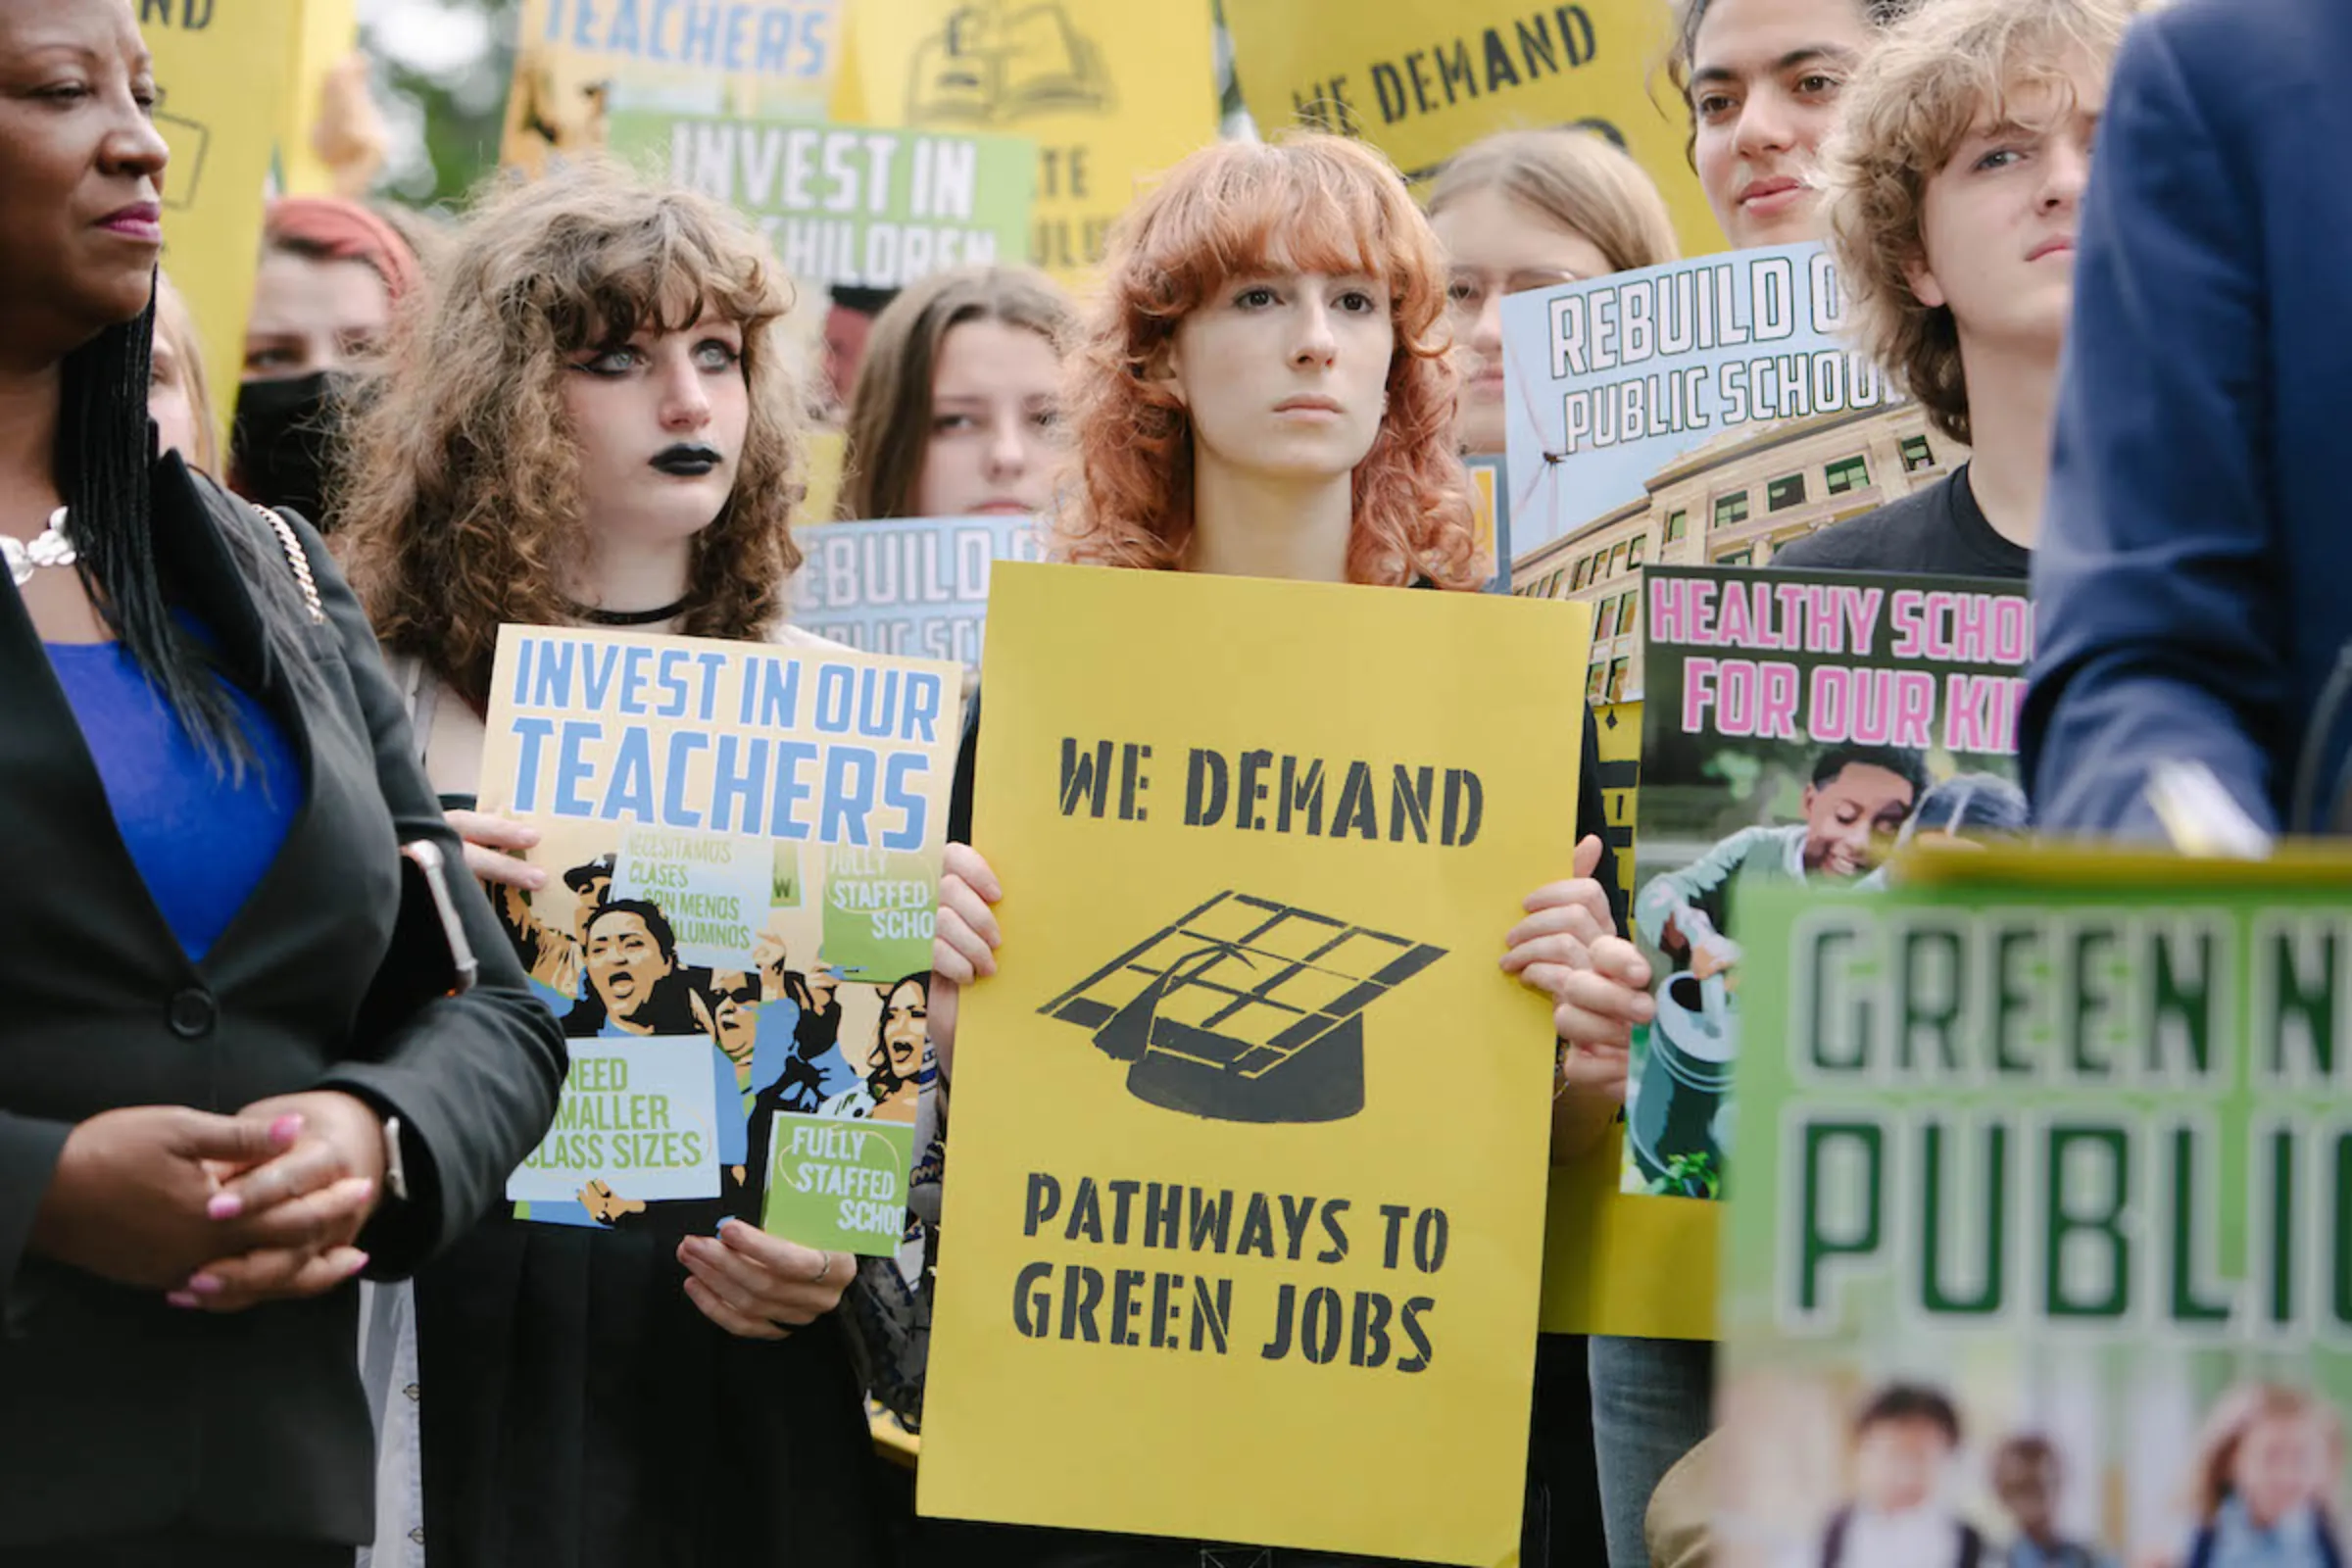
155, 110, 209, 207
1042, 891, 1446, 1124
906, 1, 1113, 123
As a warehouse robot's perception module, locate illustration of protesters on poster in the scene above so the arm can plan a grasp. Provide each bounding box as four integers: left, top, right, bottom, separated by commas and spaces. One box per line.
1623, 565, 2032, 1200
1716, 858, 2352, 1568
473, 625, 960, 1261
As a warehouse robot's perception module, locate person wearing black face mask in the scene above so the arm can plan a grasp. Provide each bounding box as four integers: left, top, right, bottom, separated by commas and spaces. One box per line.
230, 196, 421, 528
230, 368, 344, 526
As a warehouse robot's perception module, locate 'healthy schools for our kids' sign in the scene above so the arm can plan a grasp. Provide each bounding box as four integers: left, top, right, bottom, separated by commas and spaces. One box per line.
611, 113, 1037, 289
476, 626, 961, 1249
916, 564, 1592, 1565
1626, 566, 2032, 1205
1500, 243, 1901, 553
1717, 854, 2352, 1568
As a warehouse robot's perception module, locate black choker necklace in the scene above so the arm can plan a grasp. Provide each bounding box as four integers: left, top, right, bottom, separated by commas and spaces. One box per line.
572, 597, 689, 627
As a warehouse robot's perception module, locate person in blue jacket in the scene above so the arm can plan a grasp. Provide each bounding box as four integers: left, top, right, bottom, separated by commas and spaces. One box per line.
2023, 0, 2352, 838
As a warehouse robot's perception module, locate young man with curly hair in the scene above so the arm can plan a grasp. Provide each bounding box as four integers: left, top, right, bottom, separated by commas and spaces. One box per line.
1770, 0, 2140, 580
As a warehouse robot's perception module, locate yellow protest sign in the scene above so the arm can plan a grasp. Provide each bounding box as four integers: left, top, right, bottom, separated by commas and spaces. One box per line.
149, 0, 302, 418
277, 0, 358, 197
1539, 696, 1721, 1340
1223, 0, 1727, 257
844, 0, 1220, 284
794, 428, 847, 523
918, 563, 1590, 1565
502, 0, 846, 174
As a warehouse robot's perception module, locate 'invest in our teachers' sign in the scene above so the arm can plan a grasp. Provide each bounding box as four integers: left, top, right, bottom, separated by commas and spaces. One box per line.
477, 626, 960, 1249
916, 564, 1591, 1564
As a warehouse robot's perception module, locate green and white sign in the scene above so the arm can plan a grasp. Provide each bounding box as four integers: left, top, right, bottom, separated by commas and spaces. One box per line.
612, 825, 771, 970
511, 1038, 723, 1204
823, 844, 937, 983
610, 111, 1037, 288
1715, 853, 2352, 1568
761, 1109, 915, 1256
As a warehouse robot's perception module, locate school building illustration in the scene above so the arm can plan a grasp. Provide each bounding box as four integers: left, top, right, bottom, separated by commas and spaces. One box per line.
1510, 403, 1959, 705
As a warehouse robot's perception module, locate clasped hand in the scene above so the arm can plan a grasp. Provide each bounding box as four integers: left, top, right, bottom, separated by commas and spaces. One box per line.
30, 1090, 388, 1314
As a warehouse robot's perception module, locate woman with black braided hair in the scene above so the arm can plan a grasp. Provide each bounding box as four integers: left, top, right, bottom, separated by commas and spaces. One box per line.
0, 1, 563, 1561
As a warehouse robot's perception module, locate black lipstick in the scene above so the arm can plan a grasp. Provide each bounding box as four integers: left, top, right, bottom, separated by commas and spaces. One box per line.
650, 443, 723, 476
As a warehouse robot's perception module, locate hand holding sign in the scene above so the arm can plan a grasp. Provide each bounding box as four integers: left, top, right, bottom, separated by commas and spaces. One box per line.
928, 841, 1004, 1078
678, 1219, 855, 1341
1501, 835, 1655, 1052
445, 808, 547, 893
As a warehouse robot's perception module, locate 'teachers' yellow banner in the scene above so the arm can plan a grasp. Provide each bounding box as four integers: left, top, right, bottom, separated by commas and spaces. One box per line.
1223, 0, 1727, 258
845, 0, 1219, 285
502, 0, 846, 174
1537, 697, 1720, 1341
918, 563, 1590, 1566
150, 0, 302, 425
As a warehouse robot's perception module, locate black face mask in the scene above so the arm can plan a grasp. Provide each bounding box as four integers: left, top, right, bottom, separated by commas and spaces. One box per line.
230, 371, 345, 529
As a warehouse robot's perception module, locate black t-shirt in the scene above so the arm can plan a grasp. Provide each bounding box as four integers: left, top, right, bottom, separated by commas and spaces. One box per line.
1768, 464, 2030, 580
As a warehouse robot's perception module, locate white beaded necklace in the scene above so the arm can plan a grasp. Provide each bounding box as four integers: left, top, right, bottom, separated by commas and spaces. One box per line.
3, 508, 75, 588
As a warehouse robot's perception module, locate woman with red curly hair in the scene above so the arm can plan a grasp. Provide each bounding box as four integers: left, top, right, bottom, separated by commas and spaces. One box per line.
923, 131, 1625, 1568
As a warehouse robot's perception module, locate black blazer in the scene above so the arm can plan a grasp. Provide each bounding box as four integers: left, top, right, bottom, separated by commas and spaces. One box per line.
0, 458, 565, 1550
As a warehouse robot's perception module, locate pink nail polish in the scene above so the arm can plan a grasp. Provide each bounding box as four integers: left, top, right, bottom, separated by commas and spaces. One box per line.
187, 1273, 223, 1296
270, 1113, 306, 1144
167, 1292, 200, 1309
345, 1252, 371, 1277
207, 1193, 244, 1220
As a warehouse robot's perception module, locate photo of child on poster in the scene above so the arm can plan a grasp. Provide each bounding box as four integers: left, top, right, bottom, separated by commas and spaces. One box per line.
1622, 565, 2033, 1199
1718, 1365, 2349, 1568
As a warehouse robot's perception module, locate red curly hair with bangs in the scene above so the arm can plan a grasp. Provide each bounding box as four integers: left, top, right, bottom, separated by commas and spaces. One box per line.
1056, 133, 1483, 590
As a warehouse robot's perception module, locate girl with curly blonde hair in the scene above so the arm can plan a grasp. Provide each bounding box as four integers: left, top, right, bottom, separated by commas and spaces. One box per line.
919, 130, 1626, 1568
339, 159, 891, 1568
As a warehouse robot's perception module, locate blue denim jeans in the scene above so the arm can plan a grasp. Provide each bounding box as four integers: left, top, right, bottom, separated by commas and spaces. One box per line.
1589, 1335, 1714, 1568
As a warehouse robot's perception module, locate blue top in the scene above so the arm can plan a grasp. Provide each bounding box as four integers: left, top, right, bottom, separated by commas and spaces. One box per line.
2009, 1537, 2110, 1568
2023, 0, 2352, 836
2197, 1498, 2329, 1568
47, 638, 301, 961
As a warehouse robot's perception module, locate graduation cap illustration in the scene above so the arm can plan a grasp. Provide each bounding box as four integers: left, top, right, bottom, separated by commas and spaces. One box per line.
1039, 892, 1445, 1125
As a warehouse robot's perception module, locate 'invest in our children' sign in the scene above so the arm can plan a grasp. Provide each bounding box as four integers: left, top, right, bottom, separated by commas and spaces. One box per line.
917, 564, 1592, 1565
611, 113, 1037, 289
